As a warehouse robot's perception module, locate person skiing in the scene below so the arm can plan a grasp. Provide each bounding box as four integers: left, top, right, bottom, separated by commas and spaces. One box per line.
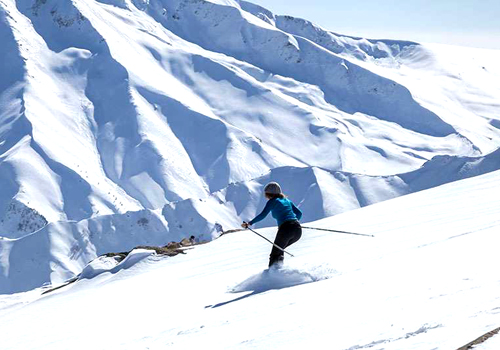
242, 182, 302, 268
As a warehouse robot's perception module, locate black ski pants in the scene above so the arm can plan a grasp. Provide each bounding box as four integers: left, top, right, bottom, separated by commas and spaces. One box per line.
269, 220, 302, 267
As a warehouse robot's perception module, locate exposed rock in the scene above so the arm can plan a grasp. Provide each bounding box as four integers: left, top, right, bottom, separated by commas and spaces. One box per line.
0, 200, 48, 238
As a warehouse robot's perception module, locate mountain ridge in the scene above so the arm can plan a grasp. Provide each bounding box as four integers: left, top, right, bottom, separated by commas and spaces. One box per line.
1, 0, 500, 293
2, 146, 500, 293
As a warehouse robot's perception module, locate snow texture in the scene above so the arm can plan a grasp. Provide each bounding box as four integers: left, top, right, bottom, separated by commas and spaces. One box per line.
79, 248, 155, 280
0, 165, 499, 350
0, 0, 500, 294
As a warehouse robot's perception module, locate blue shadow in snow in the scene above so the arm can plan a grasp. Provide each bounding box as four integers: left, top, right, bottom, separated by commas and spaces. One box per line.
206, 269, 319, 309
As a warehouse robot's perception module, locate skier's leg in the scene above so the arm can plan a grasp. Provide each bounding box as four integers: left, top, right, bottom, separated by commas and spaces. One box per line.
284, 221, 302, 248
268, 225, 290, 268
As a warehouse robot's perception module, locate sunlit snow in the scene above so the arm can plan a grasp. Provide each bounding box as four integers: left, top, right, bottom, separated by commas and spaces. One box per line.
1, 0, 500, 348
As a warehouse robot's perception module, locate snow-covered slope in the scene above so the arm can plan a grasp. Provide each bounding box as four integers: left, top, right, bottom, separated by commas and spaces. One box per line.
1, 166, 499, 350
1, 0, 500, 293
2, 147, 500, 294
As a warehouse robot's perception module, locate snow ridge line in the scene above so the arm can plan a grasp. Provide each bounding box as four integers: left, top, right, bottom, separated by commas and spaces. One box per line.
417, 220, 500, 247
456, 326, 500, 350
448, 220, 500, 239
41, 242, 196, 295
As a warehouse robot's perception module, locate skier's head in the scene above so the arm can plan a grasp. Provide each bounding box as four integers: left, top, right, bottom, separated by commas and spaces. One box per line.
264, 182, 284, 199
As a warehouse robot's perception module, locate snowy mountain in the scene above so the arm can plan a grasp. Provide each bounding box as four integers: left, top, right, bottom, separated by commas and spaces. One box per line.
1, 164, 499, 349
3, 147, 500, 294
1, 0, 500, 293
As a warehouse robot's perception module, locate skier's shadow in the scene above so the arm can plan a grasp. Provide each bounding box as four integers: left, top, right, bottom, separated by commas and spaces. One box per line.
205, 291, 260, 309
205, 269, 318, 309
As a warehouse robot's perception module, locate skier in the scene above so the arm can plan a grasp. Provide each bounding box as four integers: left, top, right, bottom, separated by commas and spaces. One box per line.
242, 182, 302, 268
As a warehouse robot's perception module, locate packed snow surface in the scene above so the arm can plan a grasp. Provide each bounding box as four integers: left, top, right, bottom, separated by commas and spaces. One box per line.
0, 167, 499, 349
1, 0, 500, 293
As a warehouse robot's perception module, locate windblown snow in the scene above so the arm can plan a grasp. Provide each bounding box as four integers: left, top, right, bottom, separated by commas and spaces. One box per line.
0, 0, 499, 306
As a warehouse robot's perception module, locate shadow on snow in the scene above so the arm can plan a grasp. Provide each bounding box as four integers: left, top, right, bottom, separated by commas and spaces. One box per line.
206, 268, 324, 309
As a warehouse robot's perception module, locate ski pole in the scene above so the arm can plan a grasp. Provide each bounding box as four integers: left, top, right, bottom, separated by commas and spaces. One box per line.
302, 226, 374, 237
246, 227, 295, 257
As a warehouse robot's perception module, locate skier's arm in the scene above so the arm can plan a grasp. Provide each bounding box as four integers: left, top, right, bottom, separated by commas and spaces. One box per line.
292, 202, 302, 221
249, 200, 274, 225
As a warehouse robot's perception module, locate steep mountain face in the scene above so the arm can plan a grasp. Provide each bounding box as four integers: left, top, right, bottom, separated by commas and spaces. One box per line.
0, 0, 499, 293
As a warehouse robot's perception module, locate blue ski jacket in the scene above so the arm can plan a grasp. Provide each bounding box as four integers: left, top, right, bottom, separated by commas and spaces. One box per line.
249, 197, 302, 227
